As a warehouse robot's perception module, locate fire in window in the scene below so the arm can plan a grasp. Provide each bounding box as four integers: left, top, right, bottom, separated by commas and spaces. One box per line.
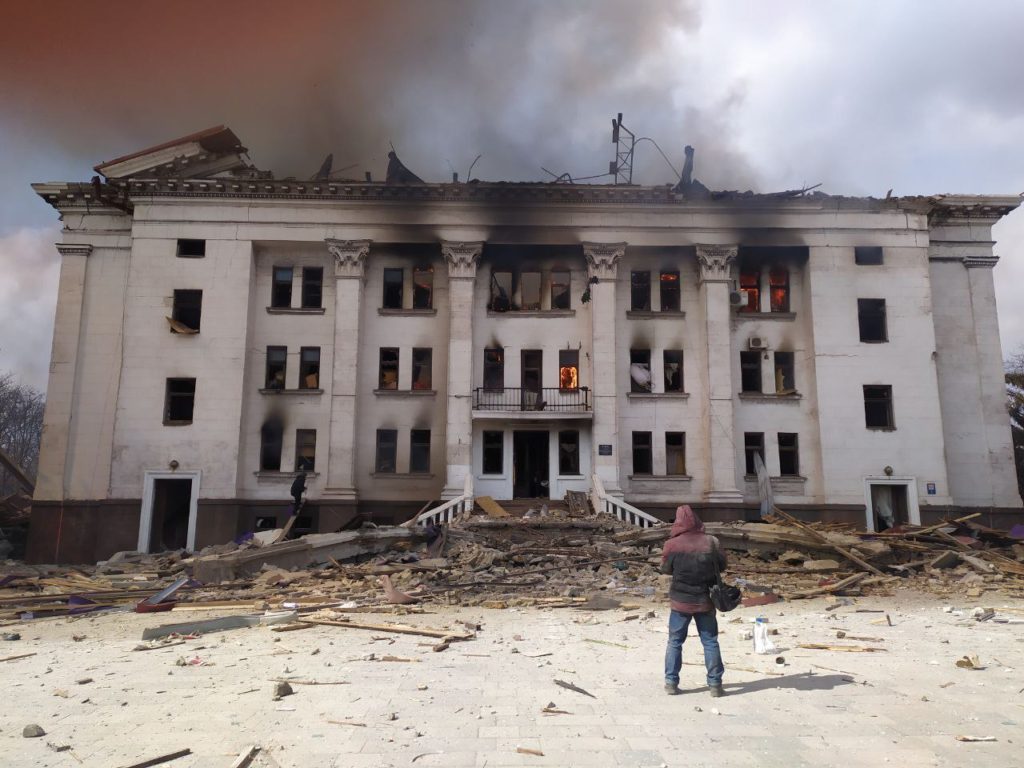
483, 348, 504, 390
379, 348, 399, 390
739, 267, 759, 312
769, 267, 790, 312
774, 351, 795, 393
412, 266, 433, 309
660, 271, 680, 312
559, 349, 579, 391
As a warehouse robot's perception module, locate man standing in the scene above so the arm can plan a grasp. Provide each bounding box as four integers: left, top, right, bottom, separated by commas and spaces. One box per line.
661, 505, 727, 696
289, 471, 307, 514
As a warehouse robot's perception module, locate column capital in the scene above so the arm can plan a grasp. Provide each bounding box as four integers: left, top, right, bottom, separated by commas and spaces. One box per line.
583, 242, 626, 280
963, 254, 1000, 269
56, 243, 93, 257
696, 244, 738, 283
326, 238, 371, 278
441, 241, 483, 278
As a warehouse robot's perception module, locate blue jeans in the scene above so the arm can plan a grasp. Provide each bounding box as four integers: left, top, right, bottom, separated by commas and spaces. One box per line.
664, 609, 724, 687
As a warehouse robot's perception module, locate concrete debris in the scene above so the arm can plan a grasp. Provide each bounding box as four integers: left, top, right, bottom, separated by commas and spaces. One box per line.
22, 723, 45, 738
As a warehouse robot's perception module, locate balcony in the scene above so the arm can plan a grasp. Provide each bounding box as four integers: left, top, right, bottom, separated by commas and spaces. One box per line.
472, 387, 592, 420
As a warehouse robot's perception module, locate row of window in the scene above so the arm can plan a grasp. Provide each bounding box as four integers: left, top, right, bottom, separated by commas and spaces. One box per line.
483, 348, 581, 391
266, 347, 321, 390
375, 429, 432, 474
629, 350, 685, 393
740, 351, 795, 395
627, 431, 798, 479
271, 266, 325, 310
480, 430, 582, 475
489, 269, 571, 312
260, 428, 317, 472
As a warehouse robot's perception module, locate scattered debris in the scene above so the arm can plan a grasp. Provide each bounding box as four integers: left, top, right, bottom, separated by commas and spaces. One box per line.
516, 746, 545, 757
229, 745, 260, 768
116, 748, 192, 768
23, 724, 45, 738
797, 644, 887, 653
272, 681, 294, 700
955, 735, 997, 742
955, 655, 986, 670
554, 678, 596, 698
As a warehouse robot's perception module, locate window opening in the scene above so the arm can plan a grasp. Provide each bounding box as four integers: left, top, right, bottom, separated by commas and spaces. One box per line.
271, 267, 293, 308
559, 349, 579, 391
855, 246, 883, 265
774, 351, 795, 394
778, 432, 799, 476
551, 270, 571, 310
559, 430, 580, 475
410, 429, 431, 473
858, 299, 888, 342
490, 271, 513, 311
301, 267, 323, 309
412, 266, 433, 309
630, 271, 651, 311
382, 268, 403, 309
375, 429, 398, 473
379, 348, 399, 390
483, 348, 504, 390
744, 432, 764, 476
520, 271, 542, 311
740, 351, 762, 393
666, 432, 686, 475
769, 267, 789, 312
482, 431, 504, 474
260, 419, 283, 471
630, 349, 652, 392
739, 266, 760, 312
864, 385, 894, 429
299, 347, 320, 389
165, 378, 196, 423
412, 348, 432, 390
171, 289, 202, 332
660, 271, 680, 312
265, 346, 287, 390
632, 431, 653, 475
295, 429, 316, 471
663, 350, 684, 392
176, 239, 205, 258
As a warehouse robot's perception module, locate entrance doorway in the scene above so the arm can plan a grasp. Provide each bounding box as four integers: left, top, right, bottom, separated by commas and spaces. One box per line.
513, 431, 549, 498
521, 350, 543, 410
864, 478, 918, 531
139, 471, 201, 553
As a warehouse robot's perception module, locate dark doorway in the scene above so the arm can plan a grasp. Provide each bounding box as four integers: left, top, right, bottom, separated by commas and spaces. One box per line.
521, 349, 543, 410
513, 431, 549, 498
870, 483, 909, 531
150, 478, 193, 552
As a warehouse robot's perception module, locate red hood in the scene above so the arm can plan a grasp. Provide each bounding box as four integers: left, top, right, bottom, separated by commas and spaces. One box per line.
670, 505, 704, 537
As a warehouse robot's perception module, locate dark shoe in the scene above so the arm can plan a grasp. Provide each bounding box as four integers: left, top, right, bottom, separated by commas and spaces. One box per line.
664, 683, 682, 695
709, 685, 725, 698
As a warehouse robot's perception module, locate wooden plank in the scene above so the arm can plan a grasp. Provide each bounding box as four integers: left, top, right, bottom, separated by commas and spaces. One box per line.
229, 745, 259, 768
273, 501, 303, 544
784, 572, 868, 599
116, 748, 191, 768
475, 496, 509, 518
772, 508, 886, 576
299, 618, 472, 640
0, 652, 37, 663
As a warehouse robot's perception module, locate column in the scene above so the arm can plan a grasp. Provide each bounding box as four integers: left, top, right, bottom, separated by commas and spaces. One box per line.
441, 241, 483, 498
322, 239, 371, 500
583, 242, 625, 496
696, 244, 743, 503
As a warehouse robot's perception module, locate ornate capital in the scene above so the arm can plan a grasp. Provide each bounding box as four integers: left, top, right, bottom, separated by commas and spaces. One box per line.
326, 238, 371, 278
56, 243, 93, 258
441, 241, 483, 279
963, 254, 1000, 269
582, 242, 625, 280
696, 244, 738, 283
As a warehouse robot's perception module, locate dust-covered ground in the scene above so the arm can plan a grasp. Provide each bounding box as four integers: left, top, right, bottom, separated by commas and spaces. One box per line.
1, 592, 1022, 768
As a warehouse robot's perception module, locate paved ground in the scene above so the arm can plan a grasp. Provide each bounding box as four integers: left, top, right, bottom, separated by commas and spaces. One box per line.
1, 592, 1021, 767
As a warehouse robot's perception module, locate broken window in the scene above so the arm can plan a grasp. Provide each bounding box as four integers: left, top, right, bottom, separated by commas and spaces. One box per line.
630, 349, 652, 392
412, 266, 433, 309
375, 429, 397, 473
559, 350, 579, 391
666, 432, 686, 475
663, 350, 684, 392
778, 433, 799, 476
164, 378, 196, 423
551, 270, 571, 310
301, 267, 323, 309
855, 246, 884, 266
858, 298, 888, 343
483, 348, 504, 390
171, 289, 202, 332
260, 420, 283, 471
631, 431, 653, 475
864, 385, 894, 429
482, 430, 503, 474
558, 430, 580, 475
773, 351, 795, 394
740, 351, 762, 393
769, 267, 790, 313
410, 429, 431, 473
271, 267, 293, 308
520, 271, 542, 311
489, 271, 513, 311
265, 346, 287, 390
295, 429, 316, 471
379, 348, 399, 390
744, 432, 764, 476
630, 271, 651, 311
739, 267, 760, 313
382, 268, 403, 309
660, 271, 680, 312
176, 239, 205, 258
299, 347, 320, 390
412, 348, 432, 390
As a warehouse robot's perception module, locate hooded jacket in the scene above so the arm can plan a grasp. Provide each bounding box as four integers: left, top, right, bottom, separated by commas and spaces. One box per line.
660, 505, 727, 613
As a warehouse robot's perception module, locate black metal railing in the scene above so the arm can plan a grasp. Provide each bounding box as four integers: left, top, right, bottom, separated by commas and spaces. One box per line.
473, 387, 590, 412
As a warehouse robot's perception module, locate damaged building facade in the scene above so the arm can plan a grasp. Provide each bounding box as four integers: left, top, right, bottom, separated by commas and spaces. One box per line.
27, 127, 1023, 562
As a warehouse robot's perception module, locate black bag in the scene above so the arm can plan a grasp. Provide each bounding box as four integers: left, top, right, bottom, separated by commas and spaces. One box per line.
709, 541, 742, 612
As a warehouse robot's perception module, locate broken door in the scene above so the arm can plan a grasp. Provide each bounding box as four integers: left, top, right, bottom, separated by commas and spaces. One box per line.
513, 431, 549, 498
149, 478, 193, 552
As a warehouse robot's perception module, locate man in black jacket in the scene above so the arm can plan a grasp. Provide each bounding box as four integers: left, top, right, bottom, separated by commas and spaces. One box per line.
661, 505, 727, 696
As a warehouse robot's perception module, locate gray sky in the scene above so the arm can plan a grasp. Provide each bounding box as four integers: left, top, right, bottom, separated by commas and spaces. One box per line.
2, 0, 1023, 390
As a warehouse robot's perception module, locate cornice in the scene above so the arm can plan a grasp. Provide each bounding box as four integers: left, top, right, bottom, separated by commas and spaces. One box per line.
55, 243, 93, 257
963, 255, 1000, 269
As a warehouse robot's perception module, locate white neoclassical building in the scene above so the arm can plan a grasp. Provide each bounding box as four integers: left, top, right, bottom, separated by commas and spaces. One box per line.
26, 127, 1023, 562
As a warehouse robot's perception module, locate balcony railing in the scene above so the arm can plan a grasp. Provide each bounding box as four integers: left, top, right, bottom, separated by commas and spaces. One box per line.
473, 386, 590, 412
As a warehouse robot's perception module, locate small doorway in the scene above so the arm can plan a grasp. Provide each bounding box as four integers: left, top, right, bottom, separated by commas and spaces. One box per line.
521, 350, 543, 410
513, 431, 549, 498
865, 478, 918, 531
139, 471, 201, 553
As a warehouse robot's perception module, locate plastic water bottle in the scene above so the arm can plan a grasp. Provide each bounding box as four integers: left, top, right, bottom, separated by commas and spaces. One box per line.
753, 617, 776, 655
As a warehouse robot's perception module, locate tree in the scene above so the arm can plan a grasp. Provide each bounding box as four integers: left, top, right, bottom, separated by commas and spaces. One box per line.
1006, 351, 1024, 501
0, 373, 44, 496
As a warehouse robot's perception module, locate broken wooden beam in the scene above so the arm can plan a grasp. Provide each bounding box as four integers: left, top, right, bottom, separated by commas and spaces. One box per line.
116, 748, 191, 768
298, 617, 473, 640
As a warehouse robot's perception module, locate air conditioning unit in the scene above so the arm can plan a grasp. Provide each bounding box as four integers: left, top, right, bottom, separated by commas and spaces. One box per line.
748, 336, 767, 350
729, 290, 744, 307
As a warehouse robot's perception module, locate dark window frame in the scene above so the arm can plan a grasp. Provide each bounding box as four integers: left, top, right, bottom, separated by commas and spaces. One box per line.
630, 349, 652, 392
379, 347, 399, 390
864, 385, 895, 429
301, 267, 323, 309
630, 271, 651, 311
489, 270, 513, 312
295, 429, 317, 471
740, 351, 762, 393
855, 246, 884, 266
482, 430, 504, 474
778, 432, 799, 476
164, 377, 196, 424
410, 429, 431, 473
769, 266, 790, 313
519, 270, 542, 311
260, 420, 283, 471
176, 239, 206, 258
298, 347, 321, 390
666, 432, 686, 475
558, 430, 580, 475
271, 266, 293, 308
659, 271, 681, 312
551, 270, 571, 310
265, 346, 287, 390
631, 431, 653, 475
739, 266, 760, 313
382, 268, 404, 309
375, 429, 398, 473
663, 350, 684, 392
744, 432, 765, 476
412, 265, 433, 309
171, 289, 203, 332
412, 348, 432, 390
483, 347, 504, 391
858, 298, 888, 343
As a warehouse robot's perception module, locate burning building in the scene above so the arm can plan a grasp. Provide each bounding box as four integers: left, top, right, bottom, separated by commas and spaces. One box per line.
26, 126, 1023, 562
